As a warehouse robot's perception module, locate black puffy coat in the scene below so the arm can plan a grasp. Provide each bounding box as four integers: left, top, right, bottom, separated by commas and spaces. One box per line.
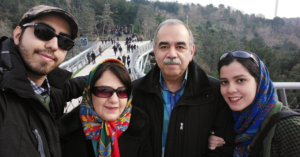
0, 37, 87, 157
132, 60, 236, 157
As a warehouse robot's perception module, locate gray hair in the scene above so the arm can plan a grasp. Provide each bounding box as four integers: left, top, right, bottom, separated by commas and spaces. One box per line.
153, 19, 194, 47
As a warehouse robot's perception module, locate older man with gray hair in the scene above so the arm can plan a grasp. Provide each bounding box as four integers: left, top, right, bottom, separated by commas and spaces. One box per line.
132, 19, 235, 157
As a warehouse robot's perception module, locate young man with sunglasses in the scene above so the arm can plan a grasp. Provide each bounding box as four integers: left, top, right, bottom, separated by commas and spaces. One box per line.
132, 19, 236, 157
0, 5, 87, 157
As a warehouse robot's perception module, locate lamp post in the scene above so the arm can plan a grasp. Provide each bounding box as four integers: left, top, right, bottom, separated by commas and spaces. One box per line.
130, 24, 134, 34
187, 15, 188, 25
274, 0, 279, 17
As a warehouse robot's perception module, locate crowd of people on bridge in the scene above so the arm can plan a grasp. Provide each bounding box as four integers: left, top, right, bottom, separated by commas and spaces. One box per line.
102, 26, 131, 37
1, 4, 300, 157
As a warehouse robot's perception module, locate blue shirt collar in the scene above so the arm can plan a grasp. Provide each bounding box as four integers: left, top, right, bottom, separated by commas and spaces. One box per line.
159, 69, 188, 93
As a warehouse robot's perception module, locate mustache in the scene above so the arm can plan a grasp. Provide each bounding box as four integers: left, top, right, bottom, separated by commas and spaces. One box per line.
34, 49, 54, 55
163, 58, 181, 65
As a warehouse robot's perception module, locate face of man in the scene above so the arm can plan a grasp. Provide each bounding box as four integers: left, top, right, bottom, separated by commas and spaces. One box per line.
13, 14, 71, 77
154, 24, 195, 80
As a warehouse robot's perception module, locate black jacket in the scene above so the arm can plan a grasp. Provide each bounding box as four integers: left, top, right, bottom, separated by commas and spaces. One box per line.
0, 37, 87, 157
58, 105, 153, 157
132, 60, 236, 157
91, 52, 96, 59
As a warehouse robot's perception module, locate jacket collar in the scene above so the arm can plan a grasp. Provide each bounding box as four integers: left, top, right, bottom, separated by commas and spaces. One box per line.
1, 38, 34, 98
135, 60, 213, 96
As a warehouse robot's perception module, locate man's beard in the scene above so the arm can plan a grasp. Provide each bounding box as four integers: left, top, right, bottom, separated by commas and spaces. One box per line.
18, 41, 57, 76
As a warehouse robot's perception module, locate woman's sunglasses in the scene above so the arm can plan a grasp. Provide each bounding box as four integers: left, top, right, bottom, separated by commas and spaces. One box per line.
22, 23, 75, 51
219, 50, 259, 67
92, 86, 128, 98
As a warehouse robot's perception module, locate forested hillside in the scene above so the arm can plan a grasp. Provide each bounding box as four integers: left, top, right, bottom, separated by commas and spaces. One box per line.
0, 0, 299, 107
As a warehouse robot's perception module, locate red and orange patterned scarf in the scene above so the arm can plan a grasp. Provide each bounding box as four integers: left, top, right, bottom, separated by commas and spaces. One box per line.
79, 59, 132, 157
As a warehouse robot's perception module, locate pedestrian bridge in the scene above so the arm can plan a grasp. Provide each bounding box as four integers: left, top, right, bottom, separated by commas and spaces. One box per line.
60, 40, 300, 112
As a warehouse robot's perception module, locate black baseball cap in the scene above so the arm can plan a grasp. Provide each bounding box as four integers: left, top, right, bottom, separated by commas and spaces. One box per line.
18, 5, 78, 40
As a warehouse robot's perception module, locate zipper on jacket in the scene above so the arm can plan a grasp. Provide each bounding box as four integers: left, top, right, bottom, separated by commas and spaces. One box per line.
180, 122, 183, 130
32, 129, 46, 157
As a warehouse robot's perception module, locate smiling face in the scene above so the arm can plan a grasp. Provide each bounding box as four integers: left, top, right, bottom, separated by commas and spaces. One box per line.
154, 24, 195, 80
92, 70, 128, 121
220, 61, 258, 112
13, 14, 71, 77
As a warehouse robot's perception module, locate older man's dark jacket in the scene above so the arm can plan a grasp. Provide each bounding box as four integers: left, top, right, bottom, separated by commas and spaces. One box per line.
0, 37, 86, 157
132, 60, 235, 157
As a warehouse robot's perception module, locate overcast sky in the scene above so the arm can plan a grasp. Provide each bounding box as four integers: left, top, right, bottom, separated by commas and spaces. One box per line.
158, 0, 300, 19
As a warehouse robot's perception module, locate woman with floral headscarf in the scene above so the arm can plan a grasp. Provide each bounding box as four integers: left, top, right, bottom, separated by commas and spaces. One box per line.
208, 51, 300, 156
58, 59, 153, 157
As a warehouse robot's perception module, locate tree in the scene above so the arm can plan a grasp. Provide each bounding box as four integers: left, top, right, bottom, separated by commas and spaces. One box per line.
98, 4, 113, 36
251, 32, 266, 49
135, 5, 157, 39
288, 64, 300, 82
0, 18, 13, 37
282, 39, 299, 51
110, 0, 138, 27
271, 17, 285, 31
228, 18, 236, 26
153, 1, 179, 14
132, 0, 149, 5
155, 13, 165, 25
183, 4, 189, 14
69, 6, 96, 38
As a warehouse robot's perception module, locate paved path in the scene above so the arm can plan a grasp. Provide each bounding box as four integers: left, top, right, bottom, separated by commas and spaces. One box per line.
75, 40, 149, 77
65, 40, 150, 112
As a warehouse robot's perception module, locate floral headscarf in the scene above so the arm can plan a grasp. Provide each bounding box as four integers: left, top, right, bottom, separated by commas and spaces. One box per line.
79, 59, 132, 157
233, 55, 278, 157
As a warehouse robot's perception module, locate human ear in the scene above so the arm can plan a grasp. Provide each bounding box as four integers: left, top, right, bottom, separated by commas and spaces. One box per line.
13, 26, 22, 45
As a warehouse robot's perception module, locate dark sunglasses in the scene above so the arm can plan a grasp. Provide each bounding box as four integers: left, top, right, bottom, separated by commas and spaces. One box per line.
22, 23, 75, 51
92, 86, 128, 98
219, 50, 259, 67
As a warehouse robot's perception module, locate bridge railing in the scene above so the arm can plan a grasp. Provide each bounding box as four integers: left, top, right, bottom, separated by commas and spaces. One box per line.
274, 82, 300, 107
59, 40, 112, 73
130, 41, 153, 80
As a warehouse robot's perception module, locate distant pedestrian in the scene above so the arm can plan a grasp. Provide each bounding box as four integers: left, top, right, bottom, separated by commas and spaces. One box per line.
131, 44, 134, 53
113, 44, 118, 56
119, 46, 123, 56
91, 51, 96, 64
99, 46, 102, 56
87, 52, 91, 64
127, 55, 131, 67
127, 44, 131, 53
128, 67, 131, 74
122, 54, 126, 65
117, 55, 121, 61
